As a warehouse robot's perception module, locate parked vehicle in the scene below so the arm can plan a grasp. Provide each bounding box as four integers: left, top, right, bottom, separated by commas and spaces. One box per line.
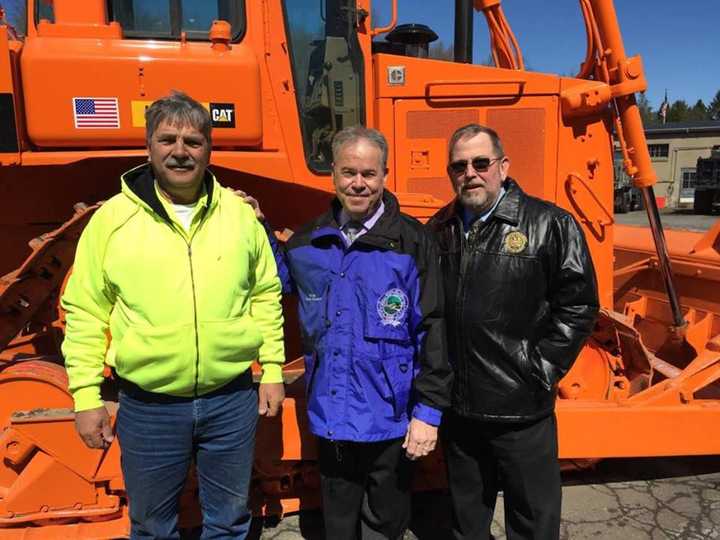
694, 145, 720, 213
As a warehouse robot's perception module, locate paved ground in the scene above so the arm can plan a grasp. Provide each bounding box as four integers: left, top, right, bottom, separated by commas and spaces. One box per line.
615, 208, 718, 232
248, 457, 720, 539
247, 208, 720, 540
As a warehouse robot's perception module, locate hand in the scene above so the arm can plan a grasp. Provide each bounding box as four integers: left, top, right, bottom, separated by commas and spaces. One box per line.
258, 382, 285, 417
402, 418, 438, 460
278, 228, 296, 242
233, 189, 265, 221
75, 406, 114, 449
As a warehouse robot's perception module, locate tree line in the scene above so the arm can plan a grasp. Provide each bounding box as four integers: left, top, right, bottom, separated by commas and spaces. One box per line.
638, 91, 720, 126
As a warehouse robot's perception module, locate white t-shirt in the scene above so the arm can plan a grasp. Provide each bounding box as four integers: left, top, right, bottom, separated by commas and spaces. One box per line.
172, 202, 198, 231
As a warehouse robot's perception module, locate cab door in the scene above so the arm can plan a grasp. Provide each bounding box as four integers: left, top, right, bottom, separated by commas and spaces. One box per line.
21, 0, 262, 148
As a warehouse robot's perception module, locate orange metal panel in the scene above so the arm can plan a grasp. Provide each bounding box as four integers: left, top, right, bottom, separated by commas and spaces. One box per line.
557, 401, 720, 458
0, 511, 129, 539
391, 95, 559, 206
556, 79, 616, 309
374, 97, 397, 189
0, 27, 12, 93
374, 54, 560, 100
20, 37, 262, 148
50, 0, 106, 26
2, 451, 98, 516
12, 416, 107, 483
615, 224, 720, 265
357, 0, 375, 128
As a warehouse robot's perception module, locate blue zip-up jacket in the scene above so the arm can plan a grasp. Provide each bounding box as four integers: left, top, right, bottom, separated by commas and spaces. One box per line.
272, 191, 452, 442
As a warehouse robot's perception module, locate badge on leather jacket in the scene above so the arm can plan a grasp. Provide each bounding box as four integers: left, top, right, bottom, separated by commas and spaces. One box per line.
504, 231, 528, 254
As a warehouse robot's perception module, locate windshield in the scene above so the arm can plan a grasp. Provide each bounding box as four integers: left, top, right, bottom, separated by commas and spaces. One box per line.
283, 0, 364, 172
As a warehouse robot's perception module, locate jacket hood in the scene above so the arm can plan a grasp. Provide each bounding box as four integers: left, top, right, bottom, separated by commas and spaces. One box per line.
120, 163, 217, 223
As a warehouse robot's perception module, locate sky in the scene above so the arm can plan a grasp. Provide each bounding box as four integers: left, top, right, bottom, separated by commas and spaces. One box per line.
374, 1, 718, 110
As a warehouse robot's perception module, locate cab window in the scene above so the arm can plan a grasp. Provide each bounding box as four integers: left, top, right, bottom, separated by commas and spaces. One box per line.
282, 0, 365, 172
109, 0, 245, 41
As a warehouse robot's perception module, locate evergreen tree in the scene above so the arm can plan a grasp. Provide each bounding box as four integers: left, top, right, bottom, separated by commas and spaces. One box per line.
667, 100, 690, 123
688, 99, 708, 121
709, 90, 720, 120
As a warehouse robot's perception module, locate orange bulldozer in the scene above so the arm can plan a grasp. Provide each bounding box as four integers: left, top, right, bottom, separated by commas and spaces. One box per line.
1, 0, 720, 538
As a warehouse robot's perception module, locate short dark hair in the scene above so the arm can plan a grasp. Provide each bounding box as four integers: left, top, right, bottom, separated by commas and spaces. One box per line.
448, 124, 504, 161
331, 126, 388, 170
145, 91, 212, 146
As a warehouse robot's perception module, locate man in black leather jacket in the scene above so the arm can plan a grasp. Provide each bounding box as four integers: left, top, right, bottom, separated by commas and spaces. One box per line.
428, 124, 599, 540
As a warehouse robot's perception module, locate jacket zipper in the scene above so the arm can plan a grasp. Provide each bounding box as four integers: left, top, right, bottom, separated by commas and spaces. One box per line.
186, 239, 201, 397
455, 222, 469, 414
155, 191, 208, 398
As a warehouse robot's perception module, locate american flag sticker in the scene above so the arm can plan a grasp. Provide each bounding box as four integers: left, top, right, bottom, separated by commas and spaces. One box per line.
72, 97, 120, 129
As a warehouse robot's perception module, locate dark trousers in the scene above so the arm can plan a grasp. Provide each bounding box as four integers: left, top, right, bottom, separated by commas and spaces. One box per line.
317, 437, 411, 540
443, 413, 561, 540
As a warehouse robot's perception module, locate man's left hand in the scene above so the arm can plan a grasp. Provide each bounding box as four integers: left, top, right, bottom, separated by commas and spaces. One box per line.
402, 418, 438, 460
258, 382, 285, 417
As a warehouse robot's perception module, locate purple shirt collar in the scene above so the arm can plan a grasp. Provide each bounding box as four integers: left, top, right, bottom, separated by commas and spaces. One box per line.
338, 198, 385, 246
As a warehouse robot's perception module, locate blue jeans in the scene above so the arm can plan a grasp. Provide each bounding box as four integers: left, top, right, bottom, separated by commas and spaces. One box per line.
116, 373, 258, 539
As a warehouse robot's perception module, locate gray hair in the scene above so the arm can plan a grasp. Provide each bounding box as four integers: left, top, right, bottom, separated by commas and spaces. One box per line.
145, 91, 212, 146
331, 126, 388, 170
448, 123, 504, 161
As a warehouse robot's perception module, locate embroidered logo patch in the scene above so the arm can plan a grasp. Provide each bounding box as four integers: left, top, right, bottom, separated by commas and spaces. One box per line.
504, 231, 528, 254
377, 288, 409, 327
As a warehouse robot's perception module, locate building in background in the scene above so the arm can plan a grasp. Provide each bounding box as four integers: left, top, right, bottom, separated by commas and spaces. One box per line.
641, 121, 720, 209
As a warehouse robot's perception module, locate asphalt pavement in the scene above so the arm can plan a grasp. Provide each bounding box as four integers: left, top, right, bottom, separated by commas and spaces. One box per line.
250, 457, 720, 539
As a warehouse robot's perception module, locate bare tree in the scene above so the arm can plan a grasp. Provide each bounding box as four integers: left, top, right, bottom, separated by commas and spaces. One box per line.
636, 93, 657, 126
429, 41, 454, 61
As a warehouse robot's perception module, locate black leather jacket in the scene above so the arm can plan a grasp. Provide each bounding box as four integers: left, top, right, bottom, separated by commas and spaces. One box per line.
428, 179, 599, 422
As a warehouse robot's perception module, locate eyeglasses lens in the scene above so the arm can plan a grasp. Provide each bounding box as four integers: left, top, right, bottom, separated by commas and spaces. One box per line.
450, 157, 493, 174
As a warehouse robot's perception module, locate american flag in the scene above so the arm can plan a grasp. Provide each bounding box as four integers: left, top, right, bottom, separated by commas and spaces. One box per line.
72, 97, 120, 129
658, 90, 669, 125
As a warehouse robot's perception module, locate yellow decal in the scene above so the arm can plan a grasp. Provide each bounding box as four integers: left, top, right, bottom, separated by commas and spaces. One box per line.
131, 100, 210, 128
131, 101, 153, 128
504, 231, 528, 254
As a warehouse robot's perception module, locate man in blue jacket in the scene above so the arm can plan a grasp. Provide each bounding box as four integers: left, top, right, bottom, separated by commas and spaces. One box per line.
244, 126, 452, 539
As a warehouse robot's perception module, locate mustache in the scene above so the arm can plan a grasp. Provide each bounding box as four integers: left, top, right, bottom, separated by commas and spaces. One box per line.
165, 158, 195, 168
461, 181, 486, 192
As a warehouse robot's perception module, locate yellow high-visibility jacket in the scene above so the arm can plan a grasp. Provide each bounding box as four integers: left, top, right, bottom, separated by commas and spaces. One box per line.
62, 163, 285, 411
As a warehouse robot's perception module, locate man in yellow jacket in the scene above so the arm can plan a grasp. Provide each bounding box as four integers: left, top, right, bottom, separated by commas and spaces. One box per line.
61, 92, 285, 539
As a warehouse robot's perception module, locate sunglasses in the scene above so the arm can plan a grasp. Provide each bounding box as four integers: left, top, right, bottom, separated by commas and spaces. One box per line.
449, 156, 503, 175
